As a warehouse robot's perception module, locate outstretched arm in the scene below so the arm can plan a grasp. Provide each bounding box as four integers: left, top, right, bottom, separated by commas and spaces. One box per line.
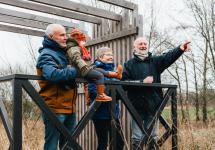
156, 41, 191, 73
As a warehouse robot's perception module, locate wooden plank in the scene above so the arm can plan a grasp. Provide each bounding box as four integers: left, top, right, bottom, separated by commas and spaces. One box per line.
0, 7, 79, 28
85, 27, 138, 46
122, 9, 130, 29
0, 24, 44, 37
0, 0, 102, 24
30, 0, 121, 21
116, 20, 122, 72
101, 19, 109, 36
98, 0, 137, 10
137, 15, 143, 37
112, 21, 117, 66
132, 4, 138, 27
0, 14, 48, 30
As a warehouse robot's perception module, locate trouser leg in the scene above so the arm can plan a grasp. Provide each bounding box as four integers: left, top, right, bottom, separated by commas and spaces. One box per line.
93, 119, 110, 150
131, 116, 159, 150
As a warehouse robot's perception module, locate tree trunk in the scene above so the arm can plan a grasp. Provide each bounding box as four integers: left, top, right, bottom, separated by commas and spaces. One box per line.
191, 52, 200, 121
182, 56, 190, 122
202, 42, 208, 123
167, 65, 186, 122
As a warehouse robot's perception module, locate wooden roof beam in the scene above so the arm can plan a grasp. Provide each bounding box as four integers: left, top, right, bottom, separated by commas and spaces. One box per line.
0, 0, 102, 24
0, 7, 79, 28
30, 0, 121, 21
0, 24, 44, 37
98, 0, 137, 10
0, 14, 48, 30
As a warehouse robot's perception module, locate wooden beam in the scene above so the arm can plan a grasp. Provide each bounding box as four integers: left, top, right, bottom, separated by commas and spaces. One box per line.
0, 14, 48, 30
30, 0, 121, 21
0, 0, 102, 24
0, 7, 79, 28
86, 27, 138, 46
98, 0, 137, 10
0, 24, 44, 37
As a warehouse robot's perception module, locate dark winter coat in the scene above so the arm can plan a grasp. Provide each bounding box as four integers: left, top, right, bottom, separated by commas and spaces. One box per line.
122, 47, 183, 117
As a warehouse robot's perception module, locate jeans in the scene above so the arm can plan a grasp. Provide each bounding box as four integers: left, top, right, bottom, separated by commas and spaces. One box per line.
42, 113, 76, 150
131, 115, 159, 150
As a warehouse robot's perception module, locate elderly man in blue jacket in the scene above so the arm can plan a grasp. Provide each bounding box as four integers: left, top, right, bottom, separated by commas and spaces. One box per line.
36, 24, 77, 150
122, 37, 190, 150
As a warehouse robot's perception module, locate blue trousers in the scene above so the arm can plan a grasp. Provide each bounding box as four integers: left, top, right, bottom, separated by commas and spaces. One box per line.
42, 113, 76, 150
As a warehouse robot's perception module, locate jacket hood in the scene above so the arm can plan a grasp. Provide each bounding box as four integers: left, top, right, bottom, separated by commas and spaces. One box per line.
38, 36, 65, 53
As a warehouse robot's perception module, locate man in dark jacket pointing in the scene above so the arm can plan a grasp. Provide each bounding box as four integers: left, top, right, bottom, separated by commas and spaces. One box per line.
122, 37, 190, 150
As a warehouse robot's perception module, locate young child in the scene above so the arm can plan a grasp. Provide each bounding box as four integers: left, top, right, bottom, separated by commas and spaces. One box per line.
66, 28, 122, 102
88, 47, 124, 150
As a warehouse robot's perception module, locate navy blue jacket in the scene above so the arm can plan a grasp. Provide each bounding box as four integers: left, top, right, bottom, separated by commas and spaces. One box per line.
122, 47, 183, 117
36, 36, 77, 113
37, 36, 77, 82
88, 60, 120, 120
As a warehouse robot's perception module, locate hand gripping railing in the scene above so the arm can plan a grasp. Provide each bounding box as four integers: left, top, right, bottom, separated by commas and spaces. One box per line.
0, 74, 178, 150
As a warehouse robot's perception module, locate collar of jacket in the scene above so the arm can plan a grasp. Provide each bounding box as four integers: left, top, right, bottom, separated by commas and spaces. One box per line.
94, 60, 115, 71
39, 36, 66, 53
133, 52, 152, 62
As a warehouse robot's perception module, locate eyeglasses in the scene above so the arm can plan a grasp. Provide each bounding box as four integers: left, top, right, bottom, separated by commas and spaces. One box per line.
103, 53, 113, 56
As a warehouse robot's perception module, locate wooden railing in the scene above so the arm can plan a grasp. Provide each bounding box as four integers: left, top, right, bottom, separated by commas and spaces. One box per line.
0, 74, 178, 150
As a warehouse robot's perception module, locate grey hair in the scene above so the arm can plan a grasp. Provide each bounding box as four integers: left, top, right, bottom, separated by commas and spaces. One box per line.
96, 47, 112, 59
45, 24, 63, 36
133, 37, 148, 47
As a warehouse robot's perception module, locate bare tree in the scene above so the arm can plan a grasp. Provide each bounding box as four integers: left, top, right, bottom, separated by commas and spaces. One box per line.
190, 52, 200, 121
186, 0, 215, 123
186, 0, 215, 72
181, 56, 191, 121
167, 64, 186, 122
202, 40, 209, 123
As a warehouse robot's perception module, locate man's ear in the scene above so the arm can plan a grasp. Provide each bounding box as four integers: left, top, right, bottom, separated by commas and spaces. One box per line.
48, 34, 53, 39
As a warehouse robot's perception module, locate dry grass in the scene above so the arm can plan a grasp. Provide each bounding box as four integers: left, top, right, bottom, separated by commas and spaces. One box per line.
0, 119, 44, 150
0, 119, 214, 150
160, 121, 215, 150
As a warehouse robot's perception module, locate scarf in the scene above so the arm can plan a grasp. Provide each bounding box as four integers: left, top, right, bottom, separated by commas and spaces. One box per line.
79, 44, 91, 61
133, 48, 149, 60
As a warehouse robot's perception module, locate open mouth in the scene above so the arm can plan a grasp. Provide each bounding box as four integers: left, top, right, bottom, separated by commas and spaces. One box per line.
139, 47, 147, 50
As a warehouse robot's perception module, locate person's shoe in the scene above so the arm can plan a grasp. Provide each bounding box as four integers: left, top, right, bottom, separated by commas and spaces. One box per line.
107, 65, 123, 79
96, 84, 112, 102
116, 64, 122, 79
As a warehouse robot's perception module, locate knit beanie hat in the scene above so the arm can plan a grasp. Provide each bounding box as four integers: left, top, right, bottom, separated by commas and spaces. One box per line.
70, 28, 86, 42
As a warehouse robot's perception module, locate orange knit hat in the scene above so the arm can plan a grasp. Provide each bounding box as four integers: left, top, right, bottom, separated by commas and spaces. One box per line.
70, 28, 86, 42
